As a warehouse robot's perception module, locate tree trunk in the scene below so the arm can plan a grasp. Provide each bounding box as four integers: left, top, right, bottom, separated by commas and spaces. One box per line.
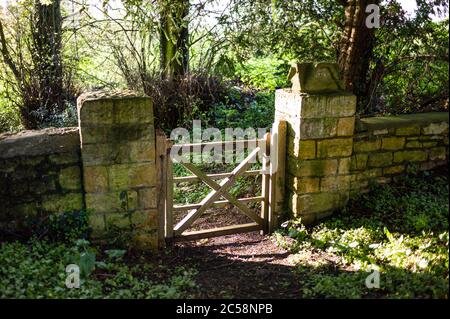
338, 0, 378, 110
159, 0, 189, 81
32, 0, 64, 113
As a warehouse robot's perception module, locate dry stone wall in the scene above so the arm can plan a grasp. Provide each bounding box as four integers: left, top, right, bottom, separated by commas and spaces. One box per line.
0, 128, 84, 232
350, 113, 449, 194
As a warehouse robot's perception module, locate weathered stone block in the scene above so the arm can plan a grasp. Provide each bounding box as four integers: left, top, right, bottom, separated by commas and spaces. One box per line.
288, 62, 345, 94
396, 126, 421, 136
274, 90, 303, 119
83, 166, 109, 193
108, 163, 156, 190
299, 118, 338, 139
405, 141, 421, 148
138, 188, 158, 209
59, 166, 82, 191
368, 152, 393, 168
286, 174, 320, 193
288, 138, 316, 159
350, 154, 368, 171
78, 99, 114, 125
354, 139, 381, 153
115, 98, 153, 124
382, 137, 405, 150
383, 165, 405, 175
422, 122, 449, 135
29, 176, 56, 195
49, 152, 80, 165
337, 117, 355, 136
429, 147, 447, 161
317, 138, 353, 158
301, 95, 356, 118
127, 141, 156, 163
376, 177, 391, 185
81, 143, 116, 166
86, 190, 137, 214
338, 158, 352, 174
320, 175, 351, 191
393, 150, 428, 163
291, 192, 340, 214
79, 126, 113, 144
373, 129, 388, 136
41, 193, 83, 213
422, 141, 438, 148
355, 168, 382, 181
131, 210, 158, 229
288, 157, 338, 177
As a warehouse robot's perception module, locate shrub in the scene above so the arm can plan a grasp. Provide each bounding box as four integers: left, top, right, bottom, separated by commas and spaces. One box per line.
235, 56, 290, 91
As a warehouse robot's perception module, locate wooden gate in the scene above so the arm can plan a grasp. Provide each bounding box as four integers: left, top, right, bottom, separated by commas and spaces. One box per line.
156, 121, 286, 243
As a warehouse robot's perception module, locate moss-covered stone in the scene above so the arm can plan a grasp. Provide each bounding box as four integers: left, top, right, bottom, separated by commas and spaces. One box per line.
59, 166, 82, 191
138, 188, 158, 209
108, 163, 156, 190
350, 154, 368, 171
354, 139, 381, 152
291, 192, 340, 214
383, 165, 405, 175
422, 122, 449, 135
286, 174, 320, 193
300, 118, 338, 139
405, 141, 422, 149
368, 152, 393, 168
320, 175, 351, 191
338, 158, 352, 174
317, 138, 353, 158
300, 94, 356, 118
288, 139, 316, 159
429, 147, 447, 161
86, 191, 137, 214
382, 137, 405, 150
288, 157, 338, 177
83, 166, 109, 193
396, 126, 421, 136
41, 193, 83, 213
78, 99, 114, 125
337, 117, 355, 136
422, 141, 438, 148
394, 150, 428, 163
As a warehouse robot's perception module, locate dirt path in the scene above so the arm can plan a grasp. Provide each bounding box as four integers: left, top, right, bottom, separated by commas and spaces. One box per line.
158, 231, 303, 298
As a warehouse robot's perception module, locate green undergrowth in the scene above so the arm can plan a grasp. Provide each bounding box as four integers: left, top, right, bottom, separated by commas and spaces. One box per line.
0, 211, 198, 299
0, 238, 198, 299
273, 169, 449, 298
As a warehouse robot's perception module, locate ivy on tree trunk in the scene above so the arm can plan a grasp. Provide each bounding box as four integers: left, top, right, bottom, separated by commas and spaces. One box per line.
159, 0, 189, 81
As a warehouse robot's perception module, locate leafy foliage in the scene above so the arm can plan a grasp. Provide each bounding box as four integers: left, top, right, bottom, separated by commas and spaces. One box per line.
0, 239, 198, 298
273, 169, 449, 298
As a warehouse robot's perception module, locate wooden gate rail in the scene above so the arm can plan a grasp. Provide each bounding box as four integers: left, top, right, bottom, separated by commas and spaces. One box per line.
174, 196, 264, 212
163, 121, 286, 242
171, 138, 265, 151
173, 169, 262, 183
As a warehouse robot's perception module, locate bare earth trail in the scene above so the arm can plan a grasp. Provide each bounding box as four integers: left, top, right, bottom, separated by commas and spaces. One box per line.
154, 232, 304, 298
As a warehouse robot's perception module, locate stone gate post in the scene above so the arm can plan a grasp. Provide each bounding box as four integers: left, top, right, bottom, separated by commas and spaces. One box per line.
77, 91, 159, 250
275, 63, 357, 224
